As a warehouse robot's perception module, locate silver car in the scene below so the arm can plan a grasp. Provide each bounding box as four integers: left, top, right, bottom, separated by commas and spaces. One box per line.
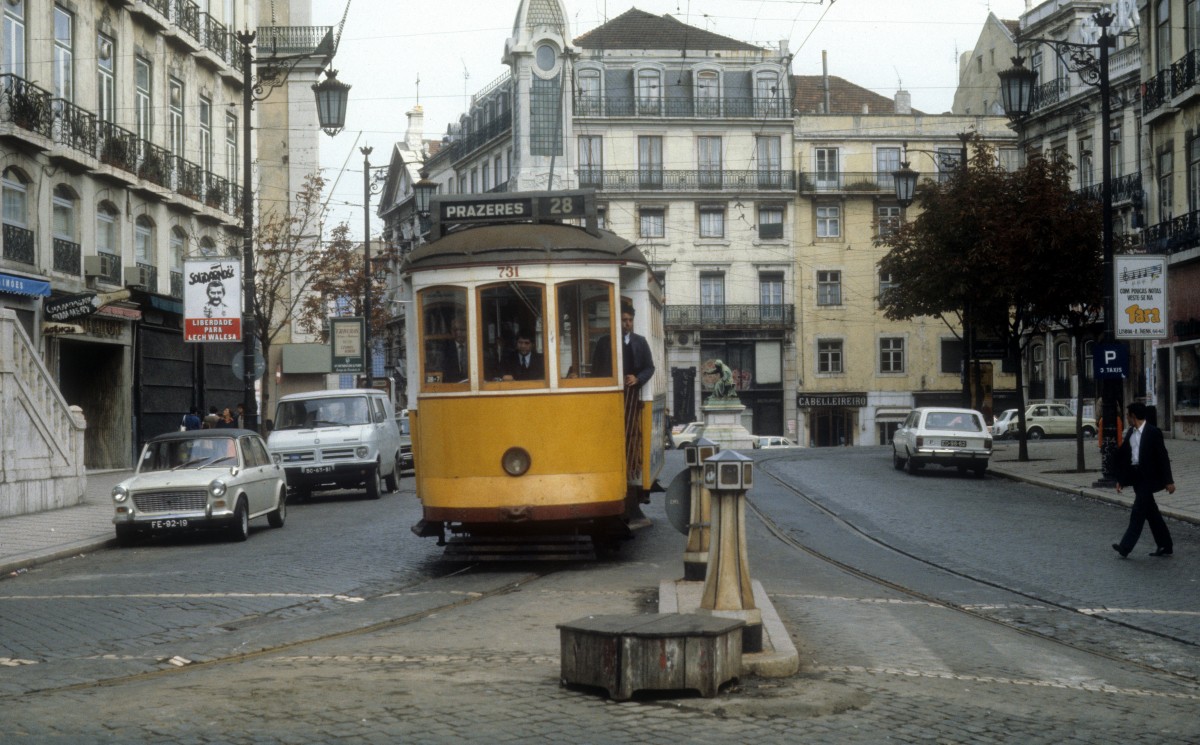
892, 407, 992, 478
112, 430, 287, 545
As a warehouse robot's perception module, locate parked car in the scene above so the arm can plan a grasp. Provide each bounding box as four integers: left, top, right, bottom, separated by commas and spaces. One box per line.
111, 429, 287, 545
753, 436, 798, 449
991, 408, 1019, 438
1008, 403, 1097, 440
268, 389, 403, 500
669, 422, 705, 449
892, 407, 992, 478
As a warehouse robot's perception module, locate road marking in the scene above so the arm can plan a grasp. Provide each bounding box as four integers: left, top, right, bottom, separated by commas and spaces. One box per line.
817, 665, 1200, 700
1078, 608, 1200, 618
0, 592, 365, 602
267, 653, 559, 665
0, 657, 38, 666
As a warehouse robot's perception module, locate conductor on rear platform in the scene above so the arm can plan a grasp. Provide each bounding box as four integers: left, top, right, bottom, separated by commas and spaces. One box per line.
593, 304, 655, 389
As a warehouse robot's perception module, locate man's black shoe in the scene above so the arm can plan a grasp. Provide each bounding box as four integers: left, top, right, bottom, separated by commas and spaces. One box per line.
1112, 543, 1130, 558
1149, 547, 1173, 557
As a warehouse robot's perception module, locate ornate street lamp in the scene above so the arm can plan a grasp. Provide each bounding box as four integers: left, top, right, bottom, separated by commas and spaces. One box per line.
999, 10, 1119, 483
891, 160, 918, 208
237, 30, 347, 430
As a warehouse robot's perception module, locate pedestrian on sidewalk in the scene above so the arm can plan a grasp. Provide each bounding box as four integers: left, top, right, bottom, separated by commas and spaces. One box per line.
182, 407, 202, 431
1112, 402, 1175, 558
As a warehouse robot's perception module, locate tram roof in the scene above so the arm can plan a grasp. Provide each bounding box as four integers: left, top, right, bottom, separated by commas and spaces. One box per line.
402, 223, 648, 271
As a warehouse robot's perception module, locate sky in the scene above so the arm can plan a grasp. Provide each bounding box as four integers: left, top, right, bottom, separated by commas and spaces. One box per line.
307, 0, 1032, 237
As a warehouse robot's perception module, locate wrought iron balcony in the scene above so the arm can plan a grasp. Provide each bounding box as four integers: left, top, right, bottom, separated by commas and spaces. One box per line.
1031, 77, 1071, 112
205, 172, 232, 211
53, 237, 80, 274
1077, 172, 1141, 204
138, 141, 174, 188
428, 111, 513, 167
0, 75, 53, 139
142, 0, 170, 18
170, 270, 183, 298
171, 0, 201, 40
51, 98, 97, 155
574, 95, 790, 119
2, 224, 35, 265
1144, 209, 1200, 255
200, 13, 233, 65
797, 171, 896, 194
666, 304, 794, 330
256, 25, 335, 58
98, 120, 139, 171
585, 169, 794, 193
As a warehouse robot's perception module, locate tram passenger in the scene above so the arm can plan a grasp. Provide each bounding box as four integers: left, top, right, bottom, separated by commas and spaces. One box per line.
501, 331, 544, 381
433, 316, 470, 383
591, 305, 655, 388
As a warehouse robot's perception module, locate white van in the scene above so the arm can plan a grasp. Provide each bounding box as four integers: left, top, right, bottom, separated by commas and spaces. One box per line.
267, 389, 402, 499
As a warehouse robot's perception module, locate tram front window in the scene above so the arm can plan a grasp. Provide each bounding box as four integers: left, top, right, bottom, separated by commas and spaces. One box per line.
557, 281, 615, 381
480, 283, 546, 384
420, 288, 470, 386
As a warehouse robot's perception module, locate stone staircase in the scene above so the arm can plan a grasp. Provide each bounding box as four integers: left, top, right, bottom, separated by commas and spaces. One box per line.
0, 309, 87, 517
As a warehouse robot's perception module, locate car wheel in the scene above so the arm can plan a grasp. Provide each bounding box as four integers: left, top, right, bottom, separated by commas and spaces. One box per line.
1028, 427, 1045, 440
115, 524, 138, 547
366, 466, 383, 500
1082, 425, 1097, 438
384, 455, 400, 493
267, 488, 287, 528
227, 497, 250, 542
905, 452, 922, 475
892, 448, 905, 470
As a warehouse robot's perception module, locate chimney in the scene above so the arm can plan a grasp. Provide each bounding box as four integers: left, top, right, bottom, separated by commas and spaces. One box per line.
405, 105, 425, 152
822, 50, 831, 115
894, 89, 912, 115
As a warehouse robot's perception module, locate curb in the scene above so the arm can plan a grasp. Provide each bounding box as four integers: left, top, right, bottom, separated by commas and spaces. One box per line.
988, 467, 1199, 526
1, 536, 115, 579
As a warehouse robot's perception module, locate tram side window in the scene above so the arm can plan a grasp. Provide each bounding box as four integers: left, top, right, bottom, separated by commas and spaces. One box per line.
479, 283, 546, 383
420, 288, 470, 386
556, 281, 615, 380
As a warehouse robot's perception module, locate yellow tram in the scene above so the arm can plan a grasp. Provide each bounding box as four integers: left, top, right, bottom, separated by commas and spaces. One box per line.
403, 191, 666, 557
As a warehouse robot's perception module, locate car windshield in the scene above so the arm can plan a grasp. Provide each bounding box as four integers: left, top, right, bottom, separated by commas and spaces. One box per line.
274, 396, 371, 430
924, 412, 983, 432
139, 437, 239, 472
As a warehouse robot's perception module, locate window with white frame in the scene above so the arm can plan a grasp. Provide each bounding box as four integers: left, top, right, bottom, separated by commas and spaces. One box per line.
878, 205, 901, 238
818, 339, 843, 374
754, 70, 779, 116
577, 68, 601, 114
699, 205, 725, 238
700, 273, 725, 323
596, 205, 607, 230
52, 185, 75, 240
226, 112, 238, 183
2, 168, 28, 228
878, 270, 896, 306
638, 135, 663, 188
3, 0, 25, 78
1110, 125, 1123, 178
482, 162, 490, 191
1158, 0, 1172, 67
817, 270, 841, 306
876, 147, 900, 191
760, 273, 784, 321
639, 207, 664, 238
199, 97, 213, 171
814, 148, 839, 187
170, 227, 186, 269
96, 203, 118, 254
637, 68, 661, 115
757, 135, 782, 188
696, 69, 719, 116
698, 136, 722, 188
880, 337, 904, 373
1159, 149, 1174, 222
53, 6, 73, 101
135, 217, 154, 264
169, 78, 184, 155
758, 205, 783, 239
135, 57, 151, 142
97, 34, 115, 123
579, 135, 602, 187
1190, 136, 1200, 213
816, 204, 840, 238
1055, 340, 1070, 381
998, 147, 1020, 173
938, 146, 961, 181
1078, 137, 1094, 188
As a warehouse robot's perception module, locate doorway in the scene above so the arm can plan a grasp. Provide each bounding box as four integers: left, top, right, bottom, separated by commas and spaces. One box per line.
810, 407, 855, 447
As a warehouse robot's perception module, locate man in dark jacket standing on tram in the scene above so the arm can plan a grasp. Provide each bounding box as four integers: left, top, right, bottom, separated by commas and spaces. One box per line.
1113, 402, 1175, 558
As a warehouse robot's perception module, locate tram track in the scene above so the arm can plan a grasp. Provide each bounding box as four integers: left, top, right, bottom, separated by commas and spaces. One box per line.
2, 564, 565, 699
752, 457, 1200, 686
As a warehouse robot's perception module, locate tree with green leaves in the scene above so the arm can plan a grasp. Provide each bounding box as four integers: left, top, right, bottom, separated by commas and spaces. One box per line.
878, 142, 1102, 463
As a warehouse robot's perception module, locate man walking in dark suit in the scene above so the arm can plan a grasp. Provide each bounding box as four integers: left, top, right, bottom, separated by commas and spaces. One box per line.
1113, 402, 1176, 558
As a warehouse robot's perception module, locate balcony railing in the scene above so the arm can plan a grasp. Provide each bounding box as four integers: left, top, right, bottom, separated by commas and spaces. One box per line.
0, 75, 53, 139
665, 304, 795, 330
200, 13, 233, 65
53, 237, 80, 274
170, 270, 183, 298
586, 169, 795, 193
1144, 67, 1171, 114
138, 141, 174, 188
256, 25, 334, 57
98, 120, 139, 171
142, 0, 170, 17
1077, 172, 1141, 204
574, 95, 790, 119
94, 252, 122, 285
171, 0, 201, 40
1031, 77, 1071, 112
51, 97, 97, 155
1144, 209, 1200, 255
205, 172, 232, 211
174, 155, 204, 200
2, 223, 35, 265
1172, 48, 1200, 104
429, 111, 513, 167
797, 171, 896, 193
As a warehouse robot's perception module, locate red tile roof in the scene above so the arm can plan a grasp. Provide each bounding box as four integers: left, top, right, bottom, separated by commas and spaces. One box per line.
791, 74, 921, 116
575, 8, 763, 52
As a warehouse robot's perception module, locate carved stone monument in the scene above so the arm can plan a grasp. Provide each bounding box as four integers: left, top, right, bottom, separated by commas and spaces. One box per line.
700, 360, 755, 450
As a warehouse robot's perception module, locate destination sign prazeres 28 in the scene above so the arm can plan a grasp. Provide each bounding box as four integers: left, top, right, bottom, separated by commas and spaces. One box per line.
436, 191, 591, 224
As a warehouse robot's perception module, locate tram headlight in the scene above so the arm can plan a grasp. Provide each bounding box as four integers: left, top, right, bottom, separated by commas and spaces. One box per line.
501, 447, 531, 477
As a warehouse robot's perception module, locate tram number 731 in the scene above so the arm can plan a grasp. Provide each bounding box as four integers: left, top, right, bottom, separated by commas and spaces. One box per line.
498, 265, 520, 278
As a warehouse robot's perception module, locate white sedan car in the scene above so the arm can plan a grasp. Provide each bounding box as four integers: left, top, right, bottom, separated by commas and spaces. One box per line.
892, 407, 992, 478
753, 436, 799, 449
112, 430, 288, 545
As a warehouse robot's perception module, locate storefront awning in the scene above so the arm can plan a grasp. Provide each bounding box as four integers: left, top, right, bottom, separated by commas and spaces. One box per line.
0, 273, 51, 298
875, 407, 911, 422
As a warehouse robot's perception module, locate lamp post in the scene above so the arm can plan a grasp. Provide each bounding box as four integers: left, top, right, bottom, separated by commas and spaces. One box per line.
360, 146, 389, 388
998, 9, 1118, 483
892, 133, 976, 411
235, 30, 348, 430
413, 172, 438, 237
